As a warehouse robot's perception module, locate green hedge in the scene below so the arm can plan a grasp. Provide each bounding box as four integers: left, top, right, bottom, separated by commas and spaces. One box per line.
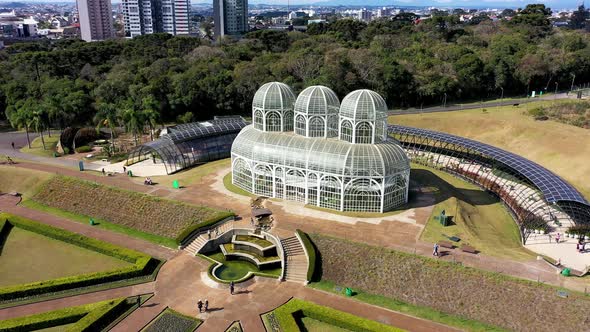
0, 213, 155, 301
70, 298, 128, 331
176, 213, 235, 245
273, 298, 403, 332
295, 230, 315, 282
0, 298, 125, 332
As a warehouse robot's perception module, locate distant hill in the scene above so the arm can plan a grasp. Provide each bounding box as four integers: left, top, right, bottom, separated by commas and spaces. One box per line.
0, 2, 28, 8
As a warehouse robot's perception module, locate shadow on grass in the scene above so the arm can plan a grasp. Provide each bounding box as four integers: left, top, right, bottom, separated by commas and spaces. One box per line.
390, 168, 500, 213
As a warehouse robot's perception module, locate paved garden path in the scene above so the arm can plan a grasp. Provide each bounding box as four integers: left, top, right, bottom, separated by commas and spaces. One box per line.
0, 194, 460, 331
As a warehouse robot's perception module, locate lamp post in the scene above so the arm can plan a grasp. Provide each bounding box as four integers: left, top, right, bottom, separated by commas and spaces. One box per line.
554, 82, 558, 100
500, 87, 504, 101
443, 93, 447, 108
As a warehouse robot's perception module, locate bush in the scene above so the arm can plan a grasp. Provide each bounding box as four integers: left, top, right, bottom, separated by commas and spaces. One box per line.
568, 225, 590, 237
528, 106, 546, 117
0, 213, 155, 301
63, 147, 70, 154
75, 145, 92, 153
273, 298, 402, 332
295, 229, 316, 282
143, 308, 201, 332
0, 297, 125, 332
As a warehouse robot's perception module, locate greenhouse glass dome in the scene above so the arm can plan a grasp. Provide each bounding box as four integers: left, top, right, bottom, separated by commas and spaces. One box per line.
231, 83, 410, 213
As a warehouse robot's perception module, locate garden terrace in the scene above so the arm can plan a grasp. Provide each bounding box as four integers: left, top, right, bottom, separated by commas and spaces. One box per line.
221, 243, 281, 267
261, 298, 402, 332
233, 234, 277, 257
30, 175, 233, 245
127, 117, 248, 174
0, 213, 157, 302
389, 125, 590, 242
142, 308, 202, 332
310, 234, 590, 332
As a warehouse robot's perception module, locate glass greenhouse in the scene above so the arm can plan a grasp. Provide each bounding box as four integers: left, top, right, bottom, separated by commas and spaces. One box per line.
231, 83, 410, 213
127, 117, 248, 174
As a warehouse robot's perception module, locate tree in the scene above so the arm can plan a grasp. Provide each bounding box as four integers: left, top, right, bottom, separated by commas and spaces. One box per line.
141, 96, 160, 141
28, 107, 47, 150
119, 100, 144, 146
6, 99, 33, 149
94, 102, 119, 151
569, 5, 589, 30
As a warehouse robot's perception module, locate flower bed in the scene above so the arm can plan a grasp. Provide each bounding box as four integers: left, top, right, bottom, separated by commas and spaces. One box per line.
32, 176, 233, 242
142, 308, 201, 332
310, 234, 590, 332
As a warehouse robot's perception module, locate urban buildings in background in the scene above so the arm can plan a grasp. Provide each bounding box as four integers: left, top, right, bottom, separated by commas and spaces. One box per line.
213, 0, 248, 38
121, 0, 190, 37
77, 0, 113, 41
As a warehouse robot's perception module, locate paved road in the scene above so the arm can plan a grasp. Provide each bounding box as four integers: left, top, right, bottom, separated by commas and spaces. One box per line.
0, 130, 79, 168
389, 93, 575, 115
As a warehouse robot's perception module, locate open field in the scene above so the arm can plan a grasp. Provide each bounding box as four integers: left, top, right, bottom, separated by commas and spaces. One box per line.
0, 165, 53, 197
20, 135, 60, 158
413, 164, 534, 261
310, 234, 590, 332
0, 226, 130, 287
31, 176, 232, 242
391, 100, 590, 200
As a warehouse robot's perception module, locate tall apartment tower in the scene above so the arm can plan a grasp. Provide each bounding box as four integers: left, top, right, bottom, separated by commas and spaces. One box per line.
213, 0, 248, 38
77, 0, 113, 41
122, 0, 190, 37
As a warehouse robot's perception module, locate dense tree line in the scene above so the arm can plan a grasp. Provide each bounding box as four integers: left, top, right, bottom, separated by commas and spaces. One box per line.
2, 4, 590, 140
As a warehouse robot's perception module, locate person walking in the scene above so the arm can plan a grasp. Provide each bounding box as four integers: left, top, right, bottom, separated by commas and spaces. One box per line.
123, 166, 127, 173
11, 142, 14, 149
197, 299, 203, 313
102, 168, 105, 176
230, 281, 235, 295
204, 299, 209, 312
548, 234, 552, 243
433, 243, 439, 257
215, 227, 219, 237
207, 229, 211, 239
556, 233, 561, 244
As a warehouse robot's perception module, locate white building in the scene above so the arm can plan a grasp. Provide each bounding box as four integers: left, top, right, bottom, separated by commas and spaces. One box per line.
231, 83, 411, 213
357, 9, 372, 22
122, 0, 190, 37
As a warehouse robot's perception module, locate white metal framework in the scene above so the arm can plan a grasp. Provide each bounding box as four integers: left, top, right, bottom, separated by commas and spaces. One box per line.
231, 83, 410, 213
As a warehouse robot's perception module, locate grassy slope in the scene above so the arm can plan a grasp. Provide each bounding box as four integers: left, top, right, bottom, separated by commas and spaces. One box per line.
20, 200, 178, 248
0, 227, 130, 287
310, 281, 505, 332
391, 100, 590, 200
413, 164, 534, 261
223, 172, 255, 197
20, 135, 60, 158
0, 165, 54, 197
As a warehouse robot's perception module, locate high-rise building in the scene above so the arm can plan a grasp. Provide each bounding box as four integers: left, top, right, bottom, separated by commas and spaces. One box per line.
213, 0, 248, 38
77, 0, 113, 41
122, 0, 190, 37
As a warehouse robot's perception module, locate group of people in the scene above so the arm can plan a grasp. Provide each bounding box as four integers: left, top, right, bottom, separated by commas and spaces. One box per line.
206, 227, 220, 239
197, 299, 209, 313
144, 177, 153, 185
576, 238, 587, 253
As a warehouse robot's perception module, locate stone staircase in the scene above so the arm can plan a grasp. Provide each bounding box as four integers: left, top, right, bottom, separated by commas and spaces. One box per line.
182, 221, 234, 256
280, 236, 309, 284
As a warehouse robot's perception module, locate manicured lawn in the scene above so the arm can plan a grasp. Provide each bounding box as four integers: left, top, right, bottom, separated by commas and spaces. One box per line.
309, 280, 505, 332
146, 158, 230, 187
35, 323, 75, 331
392, 99, 590, 200
0, 165, 54, 197
20, 135, 60, 158
235, 235, 273, 248
299, 316, 352, 331
0, 227, 131, 287
413, 164, 535, 261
